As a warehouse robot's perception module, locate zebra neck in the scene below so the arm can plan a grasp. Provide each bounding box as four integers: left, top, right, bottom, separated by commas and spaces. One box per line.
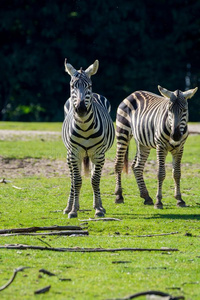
74, 108, 94, 130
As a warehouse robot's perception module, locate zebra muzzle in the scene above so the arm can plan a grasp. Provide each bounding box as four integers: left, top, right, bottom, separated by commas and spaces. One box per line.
75, 101, 87, 116
171, 127, 182, 141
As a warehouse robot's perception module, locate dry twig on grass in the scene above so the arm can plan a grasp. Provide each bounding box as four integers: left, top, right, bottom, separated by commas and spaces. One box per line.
0, 244, 179, 253
0, 267, 29, 292
79, 217, 121, 222
132, 232, 179, 238
0, 225, 83, 234
0, 178, 22, 189
0, 230, 89, 237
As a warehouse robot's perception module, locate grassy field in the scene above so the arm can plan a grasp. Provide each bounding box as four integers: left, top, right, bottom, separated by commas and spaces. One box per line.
0, 122, 200, 300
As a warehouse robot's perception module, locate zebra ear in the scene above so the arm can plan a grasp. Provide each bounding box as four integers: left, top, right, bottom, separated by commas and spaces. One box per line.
158, 85, 173, 98
64, 59, 77, 76
182, 87, 198, 100
85, 60, 99, 78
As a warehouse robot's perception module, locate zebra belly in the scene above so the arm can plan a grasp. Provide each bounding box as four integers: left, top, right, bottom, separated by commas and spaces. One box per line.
131, 118, 156, 148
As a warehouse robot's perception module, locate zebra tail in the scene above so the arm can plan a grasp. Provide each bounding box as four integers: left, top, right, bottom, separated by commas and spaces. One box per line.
123, 146, 129, 174
83, 156, 90, 176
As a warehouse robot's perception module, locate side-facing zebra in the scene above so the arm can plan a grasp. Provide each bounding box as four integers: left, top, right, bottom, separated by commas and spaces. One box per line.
115, 86, 198, 209
62, 59, 115, 218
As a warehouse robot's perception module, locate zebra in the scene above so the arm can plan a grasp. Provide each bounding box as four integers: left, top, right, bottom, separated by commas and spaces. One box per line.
62, 59, 115, 218
114, 85, 198, 209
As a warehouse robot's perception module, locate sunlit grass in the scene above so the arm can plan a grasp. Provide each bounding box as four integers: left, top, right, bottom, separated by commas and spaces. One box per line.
0, 121, 62, 131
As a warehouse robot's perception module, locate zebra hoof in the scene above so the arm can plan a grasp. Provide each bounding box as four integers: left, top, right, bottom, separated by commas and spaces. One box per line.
68, 211, 78, 218
144, 198, 154, 205
95, 210, 105, 217
100, 207, 106, 214
115, 195, 124, 204
63, 208, 71, 214
154, 203, 163, 209
177, 200, 186, 207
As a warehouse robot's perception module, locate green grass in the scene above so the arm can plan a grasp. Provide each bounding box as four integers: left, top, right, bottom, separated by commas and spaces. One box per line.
0, 121, 62, 131
0, 140, 66, 159
0, 122, 200, 299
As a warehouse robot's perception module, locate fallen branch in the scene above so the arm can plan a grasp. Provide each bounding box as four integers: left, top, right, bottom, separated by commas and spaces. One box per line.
132, 232, 179, 238
0, 244, 179, 253
79, 217, 121, 222
0, 267, 29, 291
0, 225, 83, 234
112, 261, 132, 264
0, 230, 88, 237
109, 290, 184, 300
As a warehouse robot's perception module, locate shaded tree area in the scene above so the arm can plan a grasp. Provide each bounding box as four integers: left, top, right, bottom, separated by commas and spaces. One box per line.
0, 0, 200, 122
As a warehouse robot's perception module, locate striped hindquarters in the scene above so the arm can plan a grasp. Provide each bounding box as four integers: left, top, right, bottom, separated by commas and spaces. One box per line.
130, 91, 168, 148
116, 94, 138, 147
118, 91, 169, 149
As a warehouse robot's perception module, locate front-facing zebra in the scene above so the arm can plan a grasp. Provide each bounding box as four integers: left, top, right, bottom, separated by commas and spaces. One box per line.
115, 86, 198, 209
62, 59, 115, 218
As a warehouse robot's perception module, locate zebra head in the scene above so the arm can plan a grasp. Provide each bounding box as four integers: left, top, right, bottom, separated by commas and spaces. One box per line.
64, 59, 99, 117
158, 85, 198, 142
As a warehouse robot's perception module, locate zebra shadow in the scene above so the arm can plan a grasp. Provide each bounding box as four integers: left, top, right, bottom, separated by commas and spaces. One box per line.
150, 213, 200, 221
110, 211, 200, 221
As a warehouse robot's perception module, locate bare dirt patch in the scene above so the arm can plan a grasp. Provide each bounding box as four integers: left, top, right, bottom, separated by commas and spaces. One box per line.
1, 156, 199, 179
0, 157, 115, 179
0, 130, 61, 141
0, 157, 67, 178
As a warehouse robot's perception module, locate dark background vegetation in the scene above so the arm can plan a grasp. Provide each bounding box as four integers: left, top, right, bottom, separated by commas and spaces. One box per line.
0, 0, 200, 122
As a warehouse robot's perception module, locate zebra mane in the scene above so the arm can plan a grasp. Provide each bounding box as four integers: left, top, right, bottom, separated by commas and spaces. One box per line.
170, 91, 188, 109
72, 69, 92, 85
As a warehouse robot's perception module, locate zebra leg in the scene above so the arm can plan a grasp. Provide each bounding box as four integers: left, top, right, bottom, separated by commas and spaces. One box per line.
68, 155, 82, 218
155, 146, 167, 209
172, 148, 186, 207
63, 154, 74, 214
132, 144, 154, 205
114, 143, 129, 204
91, 156, 105, 217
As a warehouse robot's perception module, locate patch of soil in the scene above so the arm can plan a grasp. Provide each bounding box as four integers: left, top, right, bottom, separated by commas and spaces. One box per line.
0, 157, 115, 179
0, 130, 61, 141
0, 157, 67, 178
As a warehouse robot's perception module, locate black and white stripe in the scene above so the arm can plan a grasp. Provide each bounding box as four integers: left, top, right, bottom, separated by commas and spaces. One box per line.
114, 86, 198, 208
62, 59, 115, 218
